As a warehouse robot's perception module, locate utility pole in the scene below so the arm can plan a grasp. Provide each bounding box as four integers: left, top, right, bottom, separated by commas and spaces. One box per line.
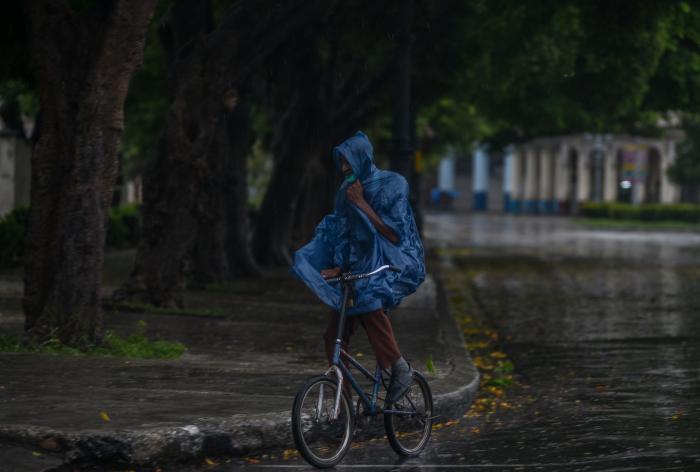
391, 0, 414, 180
391, 0, 420, 227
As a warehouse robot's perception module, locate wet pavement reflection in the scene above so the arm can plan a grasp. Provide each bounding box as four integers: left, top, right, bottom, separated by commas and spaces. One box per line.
184, 214, 700, 471
431, 214, 698, 470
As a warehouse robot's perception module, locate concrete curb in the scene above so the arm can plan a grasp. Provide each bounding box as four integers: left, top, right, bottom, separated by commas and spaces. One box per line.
0, 267, 479, 467
430, 258, 481, 420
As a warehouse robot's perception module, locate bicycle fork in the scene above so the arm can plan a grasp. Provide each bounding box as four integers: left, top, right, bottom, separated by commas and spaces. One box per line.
324, 282, 351, 420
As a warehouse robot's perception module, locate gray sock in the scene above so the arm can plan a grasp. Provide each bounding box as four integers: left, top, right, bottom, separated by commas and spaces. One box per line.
392, 356, 409, 373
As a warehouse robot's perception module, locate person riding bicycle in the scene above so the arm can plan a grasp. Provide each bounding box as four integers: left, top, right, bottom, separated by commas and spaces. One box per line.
290, 131, 425, 404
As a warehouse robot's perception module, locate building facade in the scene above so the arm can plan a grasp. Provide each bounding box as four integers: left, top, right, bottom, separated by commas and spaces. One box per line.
467, 133, 682, 214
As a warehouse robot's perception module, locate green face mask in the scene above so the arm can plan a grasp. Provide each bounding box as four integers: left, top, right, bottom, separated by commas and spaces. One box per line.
345, 173, 357, 184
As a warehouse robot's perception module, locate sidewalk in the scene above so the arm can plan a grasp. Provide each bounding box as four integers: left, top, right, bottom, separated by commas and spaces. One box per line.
0, 250, 478, 468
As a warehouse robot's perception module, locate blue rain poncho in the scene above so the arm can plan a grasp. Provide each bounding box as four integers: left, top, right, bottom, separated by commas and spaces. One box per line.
290, 131, 425, 315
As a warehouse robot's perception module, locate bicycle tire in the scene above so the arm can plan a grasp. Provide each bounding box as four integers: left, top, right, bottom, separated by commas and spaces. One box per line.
292, 375, 354, 468
383, 370, 434, 456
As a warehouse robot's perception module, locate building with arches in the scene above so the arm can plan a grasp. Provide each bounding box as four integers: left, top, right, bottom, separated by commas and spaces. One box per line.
460, 133, 684, 214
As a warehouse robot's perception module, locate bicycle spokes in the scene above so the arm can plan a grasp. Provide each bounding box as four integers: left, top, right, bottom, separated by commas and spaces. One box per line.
384, 372, 433, 455
294, 377, 353, 466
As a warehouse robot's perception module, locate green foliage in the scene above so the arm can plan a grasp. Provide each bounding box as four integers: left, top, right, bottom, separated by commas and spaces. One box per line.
425, 355, 436, 374
493, 360, 515, 374
668, 117, 700, 186
0, 321, 185, 359
0, 205, 142, 268
485, 376, 516, 388
0, 207, 29, 267
120, 2, 170, 179
106, 204, 142, 248
580, 202, 700, 223
577, 218, 700, 231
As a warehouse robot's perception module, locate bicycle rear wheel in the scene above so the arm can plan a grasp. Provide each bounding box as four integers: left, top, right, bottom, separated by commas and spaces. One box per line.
292, 375, 354, 468
383, 370, 433, 456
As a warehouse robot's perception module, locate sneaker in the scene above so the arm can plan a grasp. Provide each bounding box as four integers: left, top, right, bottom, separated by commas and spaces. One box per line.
386, 357, 413, 404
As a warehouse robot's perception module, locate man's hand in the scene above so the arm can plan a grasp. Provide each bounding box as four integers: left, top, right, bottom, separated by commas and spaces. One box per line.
346, 180, 366, 206
345, 179, 399, 245
321, 267, 341, 279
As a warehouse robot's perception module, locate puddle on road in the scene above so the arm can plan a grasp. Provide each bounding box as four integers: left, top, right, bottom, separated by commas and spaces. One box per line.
429, 213, 700, 470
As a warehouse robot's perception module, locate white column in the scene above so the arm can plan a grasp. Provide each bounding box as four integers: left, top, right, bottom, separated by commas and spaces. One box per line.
538, 146, 553, 213
523, 146, 538, 212
472, 145, 489, 211
553, 144, 569, 212
660, 139, 679, 203
631, 145, 648, 205
577, 143, 590, 203
503, 146, 515, 212
438, 154, 456, 192
603, 146, 617, 202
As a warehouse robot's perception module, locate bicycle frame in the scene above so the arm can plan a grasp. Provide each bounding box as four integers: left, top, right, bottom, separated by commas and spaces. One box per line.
325, 279, 414, 420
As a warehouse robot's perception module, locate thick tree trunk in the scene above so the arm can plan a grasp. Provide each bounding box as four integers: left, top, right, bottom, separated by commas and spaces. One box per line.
291, 154, 339, 249
118, 0, 323, 305
193, 90, 259, 283
222, 93, 259, 277
252, 98, 331, 266
251, 35, 336, 266
23, 0, 155, 346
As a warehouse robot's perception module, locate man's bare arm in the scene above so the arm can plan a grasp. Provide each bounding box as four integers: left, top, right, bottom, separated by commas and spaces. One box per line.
346, 180, 399, 244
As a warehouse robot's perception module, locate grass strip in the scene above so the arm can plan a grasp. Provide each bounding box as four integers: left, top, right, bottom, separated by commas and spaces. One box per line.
576, 218, 700, 232
0, 331, 185, 359
110, 302, 226, 318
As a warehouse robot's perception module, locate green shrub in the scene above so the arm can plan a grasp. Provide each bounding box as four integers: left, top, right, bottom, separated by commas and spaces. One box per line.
106, 204, 142, 248
0, 207, 29, 267
0, 204, 141, 268
580, 202, 700, 223
579, 202, 608, 218
0, 320, 185, 359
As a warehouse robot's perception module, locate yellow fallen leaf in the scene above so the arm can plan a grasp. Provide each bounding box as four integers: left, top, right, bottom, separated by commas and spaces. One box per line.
467, 341, 489, 350
204, 457, 217, 465
99, 411, 110, 422
487, 386, 504, 397
489, 351, 507, 359
282, 448, 299, 460
472, 357, 493, 370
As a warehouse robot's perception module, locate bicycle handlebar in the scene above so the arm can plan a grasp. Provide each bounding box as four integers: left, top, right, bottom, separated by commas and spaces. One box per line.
325, 264, 400, 284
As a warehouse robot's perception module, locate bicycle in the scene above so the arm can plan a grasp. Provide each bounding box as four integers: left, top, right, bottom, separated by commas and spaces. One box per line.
291, 265, 434, 468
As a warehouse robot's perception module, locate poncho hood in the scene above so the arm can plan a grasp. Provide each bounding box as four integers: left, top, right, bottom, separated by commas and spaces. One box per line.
290, 131, 425, 315
333, 130, 377, 181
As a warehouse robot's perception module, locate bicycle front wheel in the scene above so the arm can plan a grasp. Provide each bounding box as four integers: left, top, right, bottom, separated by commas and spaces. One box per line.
292, 375, 354, 468
384, 370, 433, 456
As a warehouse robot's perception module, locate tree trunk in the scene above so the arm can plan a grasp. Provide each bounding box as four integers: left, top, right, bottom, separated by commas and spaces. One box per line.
252, 92, 331, 266
222, 92, 260, 277
193, 89, 259, 283
117, 0, 324, 305
23, 0, 155, 346
291, 153, 339, 249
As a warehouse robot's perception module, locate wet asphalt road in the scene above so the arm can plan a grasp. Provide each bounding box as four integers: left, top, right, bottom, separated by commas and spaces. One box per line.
7, 214, 698, 471
180, 214, 700, 472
